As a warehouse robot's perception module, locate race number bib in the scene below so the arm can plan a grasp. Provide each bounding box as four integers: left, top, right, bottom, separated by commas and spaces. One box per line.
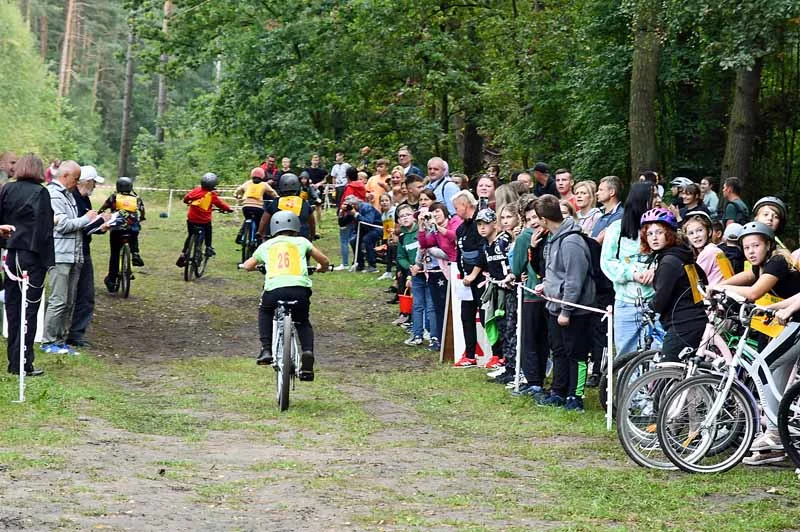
116, 195, 138, 212
277, 196, 303, 216
266, 242, 302, 278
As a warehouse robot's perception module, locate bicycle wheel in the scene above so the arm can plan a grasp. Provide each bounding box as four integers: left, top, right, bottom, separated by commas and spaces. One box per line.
657, 375, 757, 473
778, 380, 800, 468
616, 365, 687, 470
276, 314, 293, 411
241, 221, 251, 263
120, 243, 132, 298
194, 233, 209, 279
601, 350, 662, 413
184, 232, 197, 282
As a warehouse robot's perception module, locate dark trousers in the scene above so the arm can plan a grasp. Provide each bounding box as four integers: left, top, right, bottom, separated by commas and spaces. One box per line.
661, 323, 706, 363
350, 226, 382, 267
521, 301, 550, 386
547, 313, 592, 398
108, 230, 140, 279
385, 242, 397, 273
240, 207, 264, 241
589, 293, 614, 376
460, 282, 483, 359
258, 286, 314, 354
5, 250, 46, 373
68, 254, 95, 343
502, 288, 517, 364
183, 221, 212, 253
335, 185, 346, 208
426, 271, 448, 341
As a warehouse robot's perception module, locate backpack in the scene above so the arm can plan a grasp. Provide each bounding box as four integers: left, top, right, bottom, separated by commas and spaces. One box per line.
556, 230, 614, 297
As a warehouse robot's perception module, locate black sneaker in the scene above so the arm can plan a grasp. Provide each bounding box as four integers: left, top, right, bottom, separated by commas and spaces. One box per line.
494, 372, 516, 385
176, 253, 186, 267
104, 276, 118, 293
235, 232, 244, 245
299, 351, 315, 381
132, 253, 144, 267
586, 374, 601, 388
205, 247, 216, 258
256, 348, 273, 366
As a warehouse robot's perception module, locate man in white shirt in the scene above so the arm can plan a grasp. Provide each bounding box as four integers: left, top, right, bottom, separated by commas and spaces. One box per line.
331, 151, 351, 208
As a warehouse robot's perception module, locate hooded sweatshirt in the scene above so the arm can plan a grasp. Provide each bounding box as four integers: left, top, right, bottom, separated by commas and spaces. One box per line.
651, 244, 708, 330
543, 216, 595, 317
600, 219, 655, 304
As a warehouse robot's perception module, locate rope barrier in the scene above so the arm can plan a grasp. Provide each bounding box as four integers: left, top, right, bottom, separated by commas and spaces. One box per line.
1, 256, 27, 403
350, 220, 386, 268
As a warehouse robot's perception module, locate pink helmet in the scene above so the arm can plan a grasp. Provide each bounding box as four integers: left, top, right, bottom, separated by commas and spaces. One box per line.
640, 207, 678, 230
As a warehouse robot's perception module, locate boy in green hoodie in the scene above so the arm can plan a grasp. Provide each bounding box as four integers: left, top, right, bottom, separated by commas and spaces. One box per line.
395, 204, 421, 341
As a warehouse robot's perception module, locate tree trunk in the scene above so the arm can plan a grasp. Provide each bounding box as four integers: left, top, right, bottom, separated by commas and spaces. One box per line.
64, 4, 77, 96
438, 92, 449, 161
720, 60, 764, 185
40, 15, 47, 60
155, 0, 173, 143
90, 61, 101, 112
462, 117, 483, 177
58, 0, 76, 99
118, 28, 136, 178
628, 0, 661, 182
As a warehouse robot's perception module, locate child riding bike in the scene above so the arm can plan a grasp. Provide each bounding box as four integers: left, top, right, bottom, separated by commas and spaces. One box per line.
234, 167, 277, 244
176, 172, 233, 267
240, 211, 330, 381
99, 176, 146, 292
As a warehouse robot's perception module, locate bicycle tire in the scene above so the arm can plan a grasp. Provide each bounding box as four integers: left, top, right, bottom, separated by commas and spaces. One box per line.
657, 374, 756, 473
183, 232, 196, 282
277, 314, 293, 411
120, 243, 132, 298
616, 365, 687, 470
195, 233, 209, 279
241, 220, 251, 263
601, 349, 662, 413
778, 380, 800, 469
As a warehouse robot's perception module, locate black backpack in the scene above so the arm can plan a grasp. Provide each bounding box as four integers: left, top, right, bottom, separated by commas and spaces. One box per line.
556, 230, 614, 297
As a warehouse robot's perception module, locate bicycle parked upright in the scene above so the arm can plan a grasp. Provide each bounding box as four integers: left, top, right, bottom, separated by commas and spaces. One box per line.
239, 210, 330, 411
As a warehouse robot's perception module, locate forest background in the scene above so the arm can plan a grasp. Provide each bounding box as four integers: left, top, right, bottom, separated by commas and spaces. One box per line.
2, 0, 800, 229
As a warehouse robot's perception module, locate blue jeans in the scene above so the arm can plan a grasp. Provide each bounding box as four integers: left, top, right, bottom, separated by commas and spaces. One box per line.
426, 272, 447, 341
411, 274, 434, 339
339, 225, 353, 265
613, 299, 665, 358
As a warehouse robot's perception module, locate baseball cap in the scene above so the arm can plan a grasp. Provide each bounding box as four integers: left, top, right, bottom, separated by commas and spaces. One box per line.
723, 222, 743, 242
79, 165, 105, 183
475, 208, 497, 224
533, 162, 549, 174
343, 195, 360, 206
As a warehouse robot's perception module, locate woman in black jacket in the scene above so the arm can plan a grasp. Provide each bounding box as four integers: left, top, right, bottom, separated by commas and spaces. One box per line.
640, 207, 708, 362
0, 154, 54, 376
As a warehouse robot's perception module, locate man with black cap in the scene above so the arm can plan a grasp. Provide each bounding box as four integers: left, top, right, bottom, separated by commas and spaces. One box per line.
532, 162, 559, 197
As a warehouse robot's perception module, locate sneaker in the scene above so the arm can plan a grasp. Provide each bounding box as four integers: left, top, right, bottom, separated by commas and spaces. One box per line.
400, 322, 412, 330
484, 356, 503, 369
391, 315, 408, 326
586, 374, 601, 388
487, 366, 507, 379
176, 254, 186, 268
348, 264, 358, 272
385, 286, 398, 293
132, 253, 144, 267
363, 266, 379, 274
423, 330, 431, 341
750, 431, 782, 452
41, 343, 69, 355
743, 450, 787, 466
377, 271, 393, 280
333, 264, 348, 271
256, 348, 273, 366
428, 337, 439, 348
428, 341, 441, 352
104, 276, 118, 293
511, 384, 544, 398
453, 356, 478, 368
235, 232, 244, 245
505, 374, 528, 389
205, 247, 216, 258
299, 351, 315, 381
565, 396, 585, 412
386, 297, 399, 304
537, 393, 566, 407
404, 336, 424, 346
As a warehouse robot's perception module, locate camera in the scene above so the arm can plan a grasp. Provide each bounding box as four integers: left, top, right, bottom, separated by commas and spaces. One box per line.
420, 212, 433, 222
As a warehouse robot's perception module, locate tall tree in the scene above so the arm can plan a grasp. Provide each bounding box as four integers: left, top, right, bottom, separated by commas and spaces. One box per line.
155, 0, 173, 143
118, 25, 135, 177
720, 61, 763, 182
57, 0, 76, 98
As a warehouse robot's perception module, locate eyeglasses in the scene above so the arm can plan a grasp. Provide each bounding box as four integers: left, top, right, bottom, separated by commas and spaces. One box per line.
398, 213, 414, 219
398, 154, 409, 158
646, 230, 666, 238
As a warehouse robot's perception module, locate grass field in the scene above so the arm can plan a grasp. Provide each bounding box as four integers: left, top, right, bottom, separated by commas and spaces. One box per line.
0, 187, 798, 530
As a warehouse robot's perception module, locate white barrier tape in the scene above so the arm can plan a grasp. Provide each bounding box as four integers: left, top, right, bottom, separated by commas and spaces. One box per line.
518, 283, 609, 316
357, 220, 384, 230
95, 184, 239, 193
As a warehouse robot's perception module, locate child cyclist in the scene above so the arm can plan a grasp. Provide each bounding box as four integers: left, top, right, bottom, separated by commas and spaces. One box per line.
234, 167, 277, 244
177, 172, 233, 267
99, 176, 145, 292
240, 211, 330, 381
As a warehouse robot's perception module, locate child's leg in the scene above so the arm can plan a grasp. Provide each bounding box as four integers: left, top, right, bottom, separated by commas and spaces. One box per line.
258, 291, 277, 351
546, 313, 569, 398
182, 221, 194, 253
108, 230, 122, 279
130, 231, 141, 254
204, 223, 213, 248
564, 314, 592, 399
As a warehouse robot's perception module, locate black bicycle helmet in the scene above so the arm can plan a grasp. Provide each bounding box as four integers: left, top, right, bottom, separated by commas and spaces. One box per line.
116, 177, 133, 193
278, 173, 301, 195
752, 196, 787, 233
738, 221, 775, 244
270, 210, 301, 236
201, 172, 218, 191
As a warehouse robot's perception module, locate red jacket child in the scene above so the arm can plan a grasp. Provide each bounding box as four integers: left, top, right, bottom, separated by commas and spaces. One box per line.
184, 187, 232, 224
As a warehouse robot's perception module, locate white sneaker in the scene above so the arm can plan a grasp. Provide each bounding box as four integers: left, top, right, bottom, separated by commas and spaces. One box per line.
743, 450, 787, 466
348, 265, 358, 272
377, 272, 393, 281
750, 431, 782, 452
505, 375, 527, 389
423, 330, 431, 341
333, 264, 348, 271
391, 315, 408, 326
487, 366, 507, 378
404, 336, 423, 346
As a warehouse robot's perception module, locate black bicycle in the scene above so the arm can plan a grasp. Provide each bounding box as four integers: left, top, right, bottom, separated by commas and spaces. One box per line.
184, 210, 229, 282
240, 216, 259, 263
118, 231, 134, 298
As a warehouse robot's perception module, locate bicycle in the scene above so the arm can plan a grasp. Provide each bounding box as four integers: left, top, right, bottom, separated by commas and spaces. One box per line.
239, 216, 259, 263
656, 293, 798, 473
117, 231, 134, 298
184, 209, 228, 282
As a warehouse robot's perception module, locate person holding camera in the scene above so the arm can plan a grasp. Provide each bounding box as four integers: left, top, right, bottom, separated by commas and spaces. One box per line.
342, 195, 382, 273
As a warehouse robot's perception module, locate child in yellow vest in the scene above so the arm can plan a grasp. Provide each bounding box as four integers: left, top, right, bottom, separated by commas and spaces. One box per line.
99, 177, 145, 293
